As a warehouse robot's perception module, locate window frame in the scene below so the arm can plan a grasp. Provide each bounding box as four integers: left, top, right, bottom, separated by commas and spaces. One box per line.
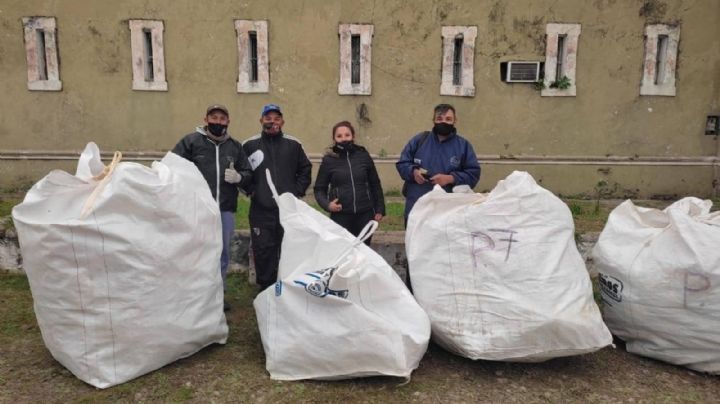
640, 24, 680, 97
129, 19, 168, 91
235, 20, 269, 93
22, 16, 62, 91
440, 26, 477, 97
338, 23, 373, 96
542, 23, 581, 97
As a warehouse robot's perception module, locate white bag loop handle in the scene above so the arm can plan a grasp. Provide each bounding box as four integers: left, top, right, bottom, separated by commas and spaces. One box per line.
265, 169, 280, 200
328, 220, 378, 268
80, 151, 123, 219
354, 219, 378, 246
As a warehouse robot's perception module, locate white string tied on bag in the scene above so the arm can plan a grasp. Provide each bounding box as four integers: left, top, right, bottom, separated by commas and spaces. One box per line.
80, 151, 123, 219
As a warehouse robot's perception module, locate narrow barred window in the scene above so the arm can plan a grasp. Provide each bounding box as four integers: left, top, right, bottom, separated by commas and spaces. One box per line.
129, 20, 167, 91
640, 24, 680, 96
338, 24, 373, 95
235, 20, 269, 93
542, 23, 581, 97
441, 26, 476, 97
22, 17, 62, 91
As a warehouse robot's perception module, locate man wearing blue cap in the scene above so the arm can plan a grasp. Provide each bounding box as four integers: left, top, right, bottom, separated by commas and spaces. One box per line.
243, 104, 312, 291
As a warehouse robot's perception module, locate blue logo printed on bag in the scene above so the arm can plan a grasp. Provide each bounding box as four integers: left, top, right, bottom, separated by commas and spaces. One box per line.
293, 267, 349, 299
275, 280, 283, 296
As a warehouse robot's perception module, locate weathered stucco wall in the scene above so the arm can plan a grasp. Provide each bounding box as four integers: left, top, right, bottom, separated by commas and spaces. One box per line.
1, 0, 719, 196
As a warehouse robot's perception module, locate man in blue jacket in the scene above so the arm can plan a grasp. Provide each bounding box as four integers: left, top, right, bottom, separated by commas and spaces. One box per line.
396, 103, 481, 225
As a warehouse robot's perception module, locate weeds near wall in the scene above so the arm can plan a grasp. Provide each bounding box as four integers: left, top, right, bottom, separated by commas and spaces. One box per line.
534, 76, 571, 91
549, 76, 572, 90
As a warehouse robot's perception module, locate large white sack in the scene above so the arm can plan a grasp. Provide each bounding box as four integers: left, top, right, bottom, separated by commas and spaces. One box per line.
12, 142, 228, 388
254, 170, 430, 380
592, 197, 720, 373
406, 171, 611, 361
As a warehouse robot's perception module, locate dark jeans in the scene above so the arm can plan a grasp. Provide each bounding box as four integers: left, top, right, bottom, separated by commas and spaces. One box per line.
249, 207, 284, 290
330, 210, 375, 245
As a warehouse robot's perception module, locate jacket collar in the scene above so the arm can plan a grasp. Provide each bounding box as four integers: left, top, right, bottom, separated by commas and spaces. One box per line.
197, 126, 230, 144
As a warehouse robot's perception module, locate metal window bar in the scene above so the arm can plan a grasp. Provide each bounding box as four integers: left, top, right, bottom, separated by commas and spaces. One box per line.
351, 34, 361, 85
556, 34, 566, 82
249, 31, 258, 82
655, 35, 668, 85
143, 29, 154, 82
452, 35, 463, 86
35, 29, 48, 80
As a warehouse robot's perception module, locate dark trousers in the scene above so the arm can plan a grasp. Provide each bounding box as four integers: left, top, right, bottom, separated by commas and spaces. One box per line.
249, 207, 284, 290
330, 210, 375, 245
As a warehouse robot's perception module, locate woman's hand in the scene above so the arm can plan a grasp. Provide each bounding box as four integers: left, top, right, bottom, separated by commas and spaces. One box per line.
328, 198, 343, 213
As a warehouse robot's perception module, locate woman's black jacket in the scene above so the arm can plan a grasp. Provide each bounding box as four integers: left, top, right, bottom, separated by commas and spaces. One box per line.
314, 145, 385, 216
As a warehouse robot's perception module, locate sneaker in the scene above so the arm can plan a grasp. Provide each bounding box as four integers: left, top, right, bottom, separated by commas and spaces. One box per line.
223, 302, 231, 312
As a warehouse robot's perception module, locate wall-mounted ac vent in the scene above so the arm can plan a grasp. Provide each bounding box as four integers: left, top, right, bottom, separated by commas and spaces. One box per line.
505, 61, 541, 82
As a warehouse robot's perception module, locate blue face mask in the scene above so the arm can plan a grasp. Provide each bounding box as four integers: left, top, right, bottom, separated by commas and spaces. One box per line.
207, 123, 227, 137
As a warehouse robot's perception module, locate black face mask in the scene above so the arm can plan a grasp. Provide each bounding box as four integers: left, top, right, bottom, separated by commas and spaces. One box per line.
333, 140, 356, 153
207, 123, 227, 137
433, 122, 455, 136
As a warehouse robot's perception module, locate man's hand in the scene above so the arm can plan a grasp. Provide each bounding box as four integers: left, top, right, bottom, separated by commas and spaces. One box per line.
413, 168, 428, 185
373, 213, 383, 222
430, 173, 455, 187
328, 198, 343, 213
225, 162, 242, 184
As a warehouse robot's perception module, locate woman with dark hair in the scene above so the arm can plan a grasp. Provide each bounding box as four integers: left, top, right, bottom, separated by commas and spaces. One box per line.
314, 121, 385, 245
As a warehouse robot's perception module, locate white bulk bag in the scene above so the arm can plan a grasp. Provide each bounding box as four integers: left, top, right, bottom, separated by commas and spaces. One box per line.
406, 171, 611, 361
12, 142, 228, 388
592, 197, 720, 373
254, 170, 430, 380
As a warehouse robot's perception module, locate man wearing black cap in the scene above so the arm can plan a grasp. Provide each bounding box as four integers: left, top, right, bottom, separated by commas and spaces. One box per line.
243, 104, 312, 291
173, 104, 252, 311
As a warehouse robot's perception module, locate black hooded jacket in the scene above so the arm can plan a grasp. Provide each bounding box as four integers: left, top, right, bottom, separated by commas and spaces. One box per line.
242, 131, 312, 213
172, 127, 252, 213
314, 144, 385, 216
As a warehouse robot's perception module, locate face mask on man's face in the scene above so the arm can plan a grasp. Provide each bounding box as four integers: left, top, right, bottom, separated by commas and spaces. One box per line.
433, 122, 455, 136
207, 123, 227, 137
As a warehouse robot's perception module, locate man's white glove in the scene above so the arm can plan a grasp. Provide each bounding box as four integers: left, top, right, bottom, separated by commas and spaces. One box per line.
225, 162, 242, 184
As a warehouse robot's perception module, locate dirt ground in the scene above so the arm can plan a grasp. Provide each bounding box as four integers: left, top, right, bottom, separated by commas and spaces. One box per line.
1, 273, 718, 404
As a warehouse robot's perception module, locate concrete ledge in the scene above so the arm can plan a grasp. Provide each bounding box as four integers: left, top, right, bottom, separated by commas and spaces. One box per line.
0, 218, 600, 279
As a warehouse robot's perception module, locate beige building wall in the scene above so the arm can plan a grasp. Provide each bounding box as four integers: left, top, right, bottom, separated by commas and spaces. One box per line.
1, 0, 719, 197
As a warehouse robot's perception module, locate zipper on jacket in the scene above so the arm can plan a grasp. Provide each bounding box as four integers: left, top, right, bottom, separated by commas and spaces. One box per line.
214, 143, 220, 205
346, 152, 357, 213
366, 187, 374, 215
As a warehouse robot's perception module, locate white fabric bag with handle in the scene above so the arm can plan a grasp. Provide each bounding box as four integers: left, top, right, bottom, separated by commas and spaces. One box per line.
254, 169, 431, 380
12, 142, 228, 388
406, 171, 611, 361
592, 197, 720, 374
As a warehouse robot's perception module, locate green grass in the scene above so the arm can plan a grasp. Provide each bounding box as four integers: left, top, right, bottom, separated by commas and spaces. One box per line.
2, 272, 719, 403
234, 197, 407, 231
567, 200, 611, 234
0, 199, 20, 218
0, 275, 34, 341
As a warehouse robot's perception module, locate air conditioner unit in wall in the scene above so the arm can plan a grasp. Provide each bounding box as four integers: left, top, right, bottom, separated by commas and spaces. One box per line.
504, 61, 542, 82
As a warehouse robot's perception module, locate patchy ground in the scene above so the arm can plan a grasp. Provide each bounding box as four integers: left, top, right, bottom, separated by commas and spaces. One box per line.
1, 273, 718, 403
